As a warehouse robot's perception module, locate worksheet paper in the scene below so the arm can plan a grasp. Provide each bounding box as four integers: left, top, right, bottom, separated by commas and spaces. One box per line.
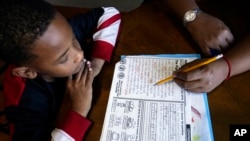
100, 54, 214, 141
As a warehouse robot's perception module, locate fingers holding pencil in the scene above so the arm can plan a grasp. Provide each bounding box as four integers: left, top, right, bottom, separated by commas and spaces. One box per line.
173, 56, 228, 93
153, 59, 211, 86
173, 58, 210, 80
154, 54, 223, 86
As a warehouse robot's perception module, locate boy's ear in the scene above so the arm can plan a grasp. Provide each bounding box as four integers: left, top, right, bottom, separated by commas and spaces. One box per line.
12, 67, 38, 79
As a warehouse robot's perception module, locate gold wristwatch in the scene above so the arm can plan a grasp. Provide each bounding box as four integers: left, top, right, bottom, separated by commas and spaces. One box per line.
183, 8, 201, 27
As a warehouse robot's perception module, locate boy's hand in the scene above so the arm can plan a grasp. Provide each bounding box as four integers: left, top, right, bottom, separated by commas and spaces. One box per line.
173, 59, 228, 93
91, 58, 105, 77
66, 61, 94, 117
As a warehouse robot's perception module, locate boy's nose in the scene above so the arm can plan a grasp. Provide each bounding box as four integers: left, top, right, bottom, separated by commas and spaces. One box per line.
73, 50, 84, 64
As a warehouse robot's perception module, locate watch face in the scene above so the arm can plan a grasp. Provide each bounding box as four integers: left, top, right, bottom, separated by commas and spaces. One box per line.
185, 10, 196, 21
183, 9, 201, 26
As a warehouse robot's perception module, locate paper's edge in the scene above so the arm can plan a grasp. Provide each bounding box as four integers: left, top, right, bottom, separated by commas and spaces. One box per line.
202, 93, 215, 141
121, 54, 201, 60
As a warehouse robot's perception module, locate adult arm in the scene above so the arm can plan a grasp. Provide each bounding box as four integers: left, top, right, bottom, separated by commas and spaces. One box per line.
159, 0, 234, 56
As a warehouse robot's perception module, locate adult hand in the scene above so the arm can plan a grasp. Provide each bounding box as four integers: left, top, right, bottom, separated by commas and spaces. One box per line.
186, 12, 234, 56
173, 58, 228, 93
66, 61, 94, 117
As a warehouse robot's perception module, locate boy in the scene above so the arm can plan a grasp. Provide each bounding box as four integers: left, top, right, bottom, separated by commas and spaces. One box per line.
0, 0, 121, 140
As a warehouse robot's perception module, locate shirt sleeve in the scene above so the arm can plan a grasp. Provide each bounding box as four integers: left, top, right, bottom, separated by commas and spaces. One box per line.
52, 111, 92, 141
91, 7, 121, 62
69, 7, 121, 62
6, 100, 91, 141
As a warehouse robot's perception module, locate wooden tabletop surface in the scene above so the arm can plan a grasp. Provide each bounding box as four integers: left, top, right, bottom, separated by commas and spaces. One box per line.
56, 1, 250, 141
1, 1, 250, 141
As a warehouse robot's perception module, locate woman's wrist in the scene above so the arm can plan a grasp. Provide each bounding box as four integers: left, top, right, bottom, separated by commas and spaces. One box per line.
222, 56, 231, 80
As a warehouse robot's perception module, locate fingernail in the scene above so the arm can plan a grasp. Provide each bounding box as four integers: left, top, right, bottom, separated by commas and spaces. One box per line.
87, 61, 91, 67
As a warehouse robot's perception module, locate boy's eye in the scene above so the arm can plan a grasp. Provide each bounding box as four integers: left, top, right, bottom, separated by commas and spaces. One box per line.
59, 56, 68, 64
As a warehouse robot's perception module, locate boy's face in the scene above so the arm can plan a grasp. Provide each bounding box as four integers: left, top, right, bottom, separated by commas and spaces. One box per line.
28, 12, 85, 78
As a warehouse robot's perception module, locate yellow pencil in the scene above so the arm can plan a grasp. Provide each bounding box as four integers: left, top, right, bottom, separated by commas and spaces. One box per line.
154, 54, 223, 86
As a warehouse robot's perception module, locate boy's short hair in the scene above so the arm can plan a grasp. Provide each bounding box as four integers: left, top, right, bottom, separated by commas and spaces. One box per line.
0, 0, 56, 65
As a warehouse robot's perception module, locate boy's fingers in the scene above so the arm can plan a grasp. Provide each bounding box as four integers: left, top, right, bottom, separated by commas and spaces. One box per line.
85, 67, 94, 87
84, 61, 94, 86
75, 64, 84, 82
80, 61, 91, 83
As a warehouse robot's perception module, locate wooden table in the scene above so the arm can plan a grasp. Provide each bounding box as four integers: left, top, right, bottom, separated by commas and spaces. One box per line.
56, 1, 250, 141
